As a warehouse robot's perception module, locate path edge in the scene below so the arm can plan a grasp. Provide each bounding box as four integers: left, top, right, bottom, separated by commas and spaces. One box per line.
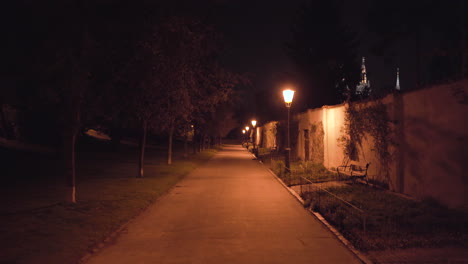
79, 149, 220, 264
258, 158, 373, 264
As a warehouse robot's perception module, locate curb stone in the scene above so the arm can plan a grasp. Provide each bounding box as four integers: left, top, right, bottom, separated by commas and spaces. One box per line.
259, 160, 373, 264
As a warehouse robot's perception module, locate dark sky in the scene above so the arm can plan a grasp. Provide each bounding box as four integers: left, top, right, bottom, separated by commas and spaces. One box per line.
209, 0, 368, 122
213, 0, 303, 122
217, 1, 297, 73
214, 0, 411, 90
209, 0, 439, 124
208, 0, 308, 123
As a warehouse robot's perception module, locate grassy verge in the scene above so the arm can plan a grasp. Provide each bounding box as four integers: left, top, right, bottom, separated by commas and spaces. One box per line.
0, 141, 218, 264
304, 184, 468, 251
267, 158, 336, 185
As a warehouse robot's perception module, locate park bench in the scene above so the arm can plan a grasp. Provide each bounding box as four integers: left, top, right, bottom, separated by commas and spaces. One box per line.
336, 160, 370, 183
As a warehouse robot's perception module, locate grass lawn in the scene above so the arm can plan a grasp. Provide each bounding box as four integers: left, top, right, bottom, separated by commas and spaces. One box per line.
304, 184, 468, 251
0, 138, 218, 264
267, 158, 337, 185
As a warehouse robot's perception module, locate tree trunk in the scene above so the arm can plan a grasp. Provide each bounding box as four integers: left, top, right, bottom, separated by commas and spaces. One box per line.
137, 120, 148, 178
63, 58, 86, 204
62, 23, 90, 204
0, 104, 9, 139
193, 130, 201, 154
197, 133, 202, 153
461, 0, 466, 78
64, 126, 77, 203
201, 135, 204, 150
183, 126, 188, 158
167, 119, 174, 165
202, 134, 206, 150
192, 133, 197, 154
63, 92, 81, 203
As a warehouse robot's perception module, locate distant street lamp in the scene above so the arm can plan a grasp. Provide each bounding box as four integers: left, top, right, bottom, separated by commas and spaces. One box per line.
245, 126, 250, 149
282, 89, 295, 177
251, 119, 257, 156
242, 129, 246, 145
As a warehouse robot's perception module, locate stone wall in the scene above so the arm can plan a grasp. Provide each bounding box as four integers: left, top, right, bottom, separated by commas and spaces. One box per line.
260, 121, 278, 150
266, 80, 468, 208
389, 81, 467, 208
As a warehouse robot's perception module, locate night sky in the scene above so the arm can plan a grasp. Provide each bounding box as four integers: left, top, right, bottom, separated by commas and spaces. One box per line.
206, 0, 419, 123
212, 0, 303, 122
3, 0, 465, 127
214, 0, 468, 127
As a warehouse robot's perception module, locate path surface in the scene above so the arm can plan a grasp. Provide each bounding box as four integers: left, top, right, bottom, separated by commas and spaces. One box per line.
85, 145, 360, 264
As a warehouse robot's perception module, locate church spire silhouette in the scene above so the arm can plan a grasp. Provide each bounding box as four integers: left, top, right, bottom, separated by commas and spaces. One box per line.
356, 57, 371, 96
395, 67, 400, 91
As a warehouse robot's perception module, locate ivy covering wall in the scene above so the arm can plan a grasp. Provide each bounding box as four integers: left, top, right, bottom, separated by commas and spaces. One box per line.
340, 101, 393, 183
309, 121, 324, 164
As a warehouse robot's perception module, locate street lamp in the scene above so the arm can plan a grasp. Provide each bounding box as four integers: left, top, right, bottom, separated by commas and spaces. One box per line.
251, 119, 257, 156
245, 126, 250, 149
282, 89, 295, 177
242, 129, 246, 145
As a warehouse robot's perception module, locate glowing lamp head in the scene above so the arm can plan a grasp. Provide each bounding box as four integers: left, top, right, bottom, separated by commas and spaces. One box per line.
242, 129, 246, 134
245, 126, 250, 131
283, 89, 295, 107
251, 120, 257, 127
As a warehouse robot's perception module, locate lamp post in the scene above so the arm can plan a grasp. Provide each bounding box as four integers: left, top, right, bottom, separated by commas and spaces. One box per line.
245, 126, 250, 149
242, 129, 246, 143
251, 119, 257, 156
282, 89, 295, 177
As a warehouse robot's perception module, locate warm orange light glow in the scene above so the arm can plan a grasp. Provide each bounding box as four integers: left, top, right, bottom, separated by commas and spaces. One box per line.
283, 89, 295, 107
245, 126, 250, 131
242, 129, 246, 134
251, 120, 257, 127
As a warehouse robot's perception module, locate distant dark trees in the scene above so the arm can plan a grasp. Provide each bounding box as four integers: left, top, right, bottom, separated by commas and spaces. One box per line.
286, 0, 360, 110
122, 17, 241, 173
2, 1, 97, 202
191, 67, 245, 150
2, 1, 243, 203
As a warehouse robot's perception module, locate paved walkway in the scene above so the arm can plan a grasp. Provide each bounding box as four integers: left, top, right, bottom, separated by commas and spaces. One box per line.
85, 145, 361, 264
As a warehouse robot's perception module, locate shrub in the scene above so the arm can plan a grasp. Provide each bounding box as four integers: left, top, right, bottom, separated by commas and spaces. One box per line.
271, 160, 285, 178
